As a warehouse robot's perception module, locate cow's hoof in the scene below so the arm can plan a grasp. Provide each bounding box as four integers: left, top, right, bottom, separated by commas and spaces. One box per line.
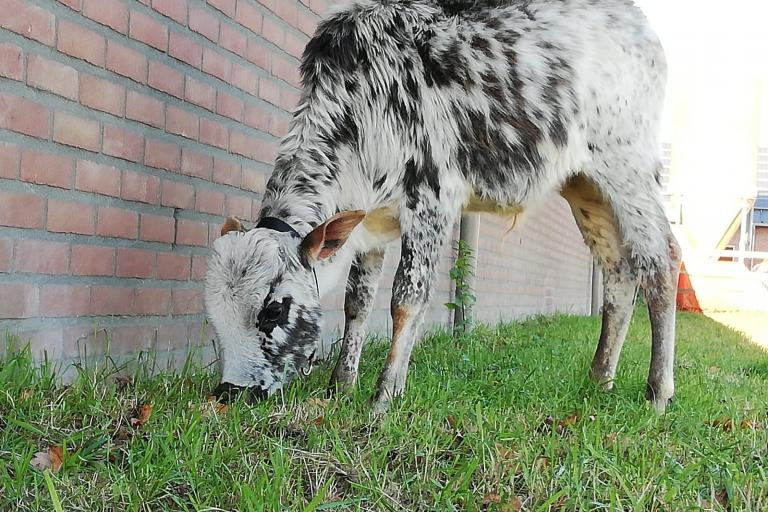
646, 384, 673, 414
371, 397, 391, 416
589, 370, 616, 391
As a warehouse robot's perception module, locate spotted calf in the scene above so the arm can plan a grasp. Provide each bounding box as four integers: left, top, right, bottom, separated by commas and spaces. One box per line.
204, 0, 680, 414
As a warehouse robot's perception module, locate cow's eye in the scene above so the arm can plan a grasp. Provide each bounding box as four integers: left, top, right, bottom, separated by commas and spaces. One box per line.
256, 297, 292, 332
261, 302, 283, 322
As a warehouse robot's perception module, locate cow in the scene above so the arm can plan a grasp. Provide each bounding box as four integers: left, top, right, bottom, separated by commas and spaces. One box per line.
204, 0, 680, 414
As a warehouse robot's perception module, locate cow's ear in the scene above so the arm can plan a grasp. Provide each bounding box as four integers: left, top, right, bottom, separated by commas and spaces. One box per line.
299, 210, 366, 265
220, 216, 246, 236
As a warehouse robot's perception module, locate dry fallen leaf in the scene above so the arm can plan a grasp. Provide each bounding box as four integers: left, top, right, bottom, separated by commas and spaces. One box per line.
496, 443, 516, 460
115, 376, 133, 392
312, 415, 324, 426
741, 419, 762, 430
19, 388, 33, 402
539, 412, 580, 435
306, 397, 330, 409
715, 489, 730, 510
130, 403, 152, 428
30, 445, 64, 473
605, 432, 619, 446
482, 492, 502, 505
708, 366, 721, 375
534, 456, 550, 470
502, 496, 524, 511
711, 417, 734, 432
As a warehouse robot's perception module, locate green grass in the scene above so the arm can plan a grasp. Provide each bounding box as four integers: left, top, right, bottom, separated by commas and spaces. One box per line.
1, 308, 767, 511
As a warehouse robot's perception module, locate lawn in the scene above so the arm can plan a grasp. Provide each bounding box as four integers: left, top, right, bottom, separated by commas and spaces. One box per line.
1, 308, 767, 511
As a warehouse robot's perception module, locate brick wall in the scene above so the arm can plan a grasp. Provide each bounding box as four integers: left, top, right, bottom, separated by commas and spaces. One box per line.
0, 0, 593, 370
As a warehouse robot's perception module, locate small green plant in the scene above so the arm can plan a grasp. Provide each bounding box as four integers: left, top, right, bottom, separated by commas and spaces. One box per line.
445, 239, 476, 334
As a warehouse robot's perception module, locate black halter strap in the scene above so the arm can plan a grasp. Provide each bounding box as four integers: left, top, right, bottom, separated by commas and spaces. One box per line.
255, 217, 320, 295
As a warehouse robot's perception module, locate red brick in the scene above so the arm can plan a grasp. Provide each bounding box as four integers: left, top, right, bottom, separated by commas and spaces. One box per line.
261, 16, 284, 46
146, 62, 182, 100
71, 245, 115, 276
75, 160, 121, 197
195, 187, 225, 215
269, 114, 290, 137
106, 41, 147, 83
275, 2, 297, 26
15, 239, 69, 274
309, 0, 327, 16
152, 0, 187, 25
53, 111, 100, 152
90, 286, 134, 316
241, 167, 266, 193
180, 149, 213, 179
172, 287, 203, 314
140, 213, 175, 243
226, 194, 251, 220
121, 170, 159, 204
57, 0, 81, 10
169, 32, 202, 68
279, 88, 301, 111
231, 63, 257, 94
0, 238, 12, 273
20, 149, 74, 189
57, 19, 105, 66
200, 118, 228, 149
0, 190, 44, 229
129, 10, 169, 51
244, 103, 270, 131
297, 10, 316, 36
157, 252, 191, 280
47, 199, 95, 234
272, 56, 300, 87
39, 285, 90, 317
126, 91, 165, 128
82, 0, 129, 33
0, 283, 38, 319
213, 158, 241, 187
208, 0, 235, 17
0, 93, 49, 139
145, 139, 181, 171
134, 288, 171, 315
165, 106, 199, 140
189, 7, 219, 42
26, 55, 78, 100
103, 125, 144, 163
97, 207, 139, 239
202, 47, 231, 82
219, 23, 247, 56
191, 254, 207, 280
245, 39, 270, 70
236, 1, 262, 33
0, 0, 55, 46
161, 180, 195, 209
284, 32, 306, 60
229, 130, 263, 158
258, 77, 280, 106
185, 76, 215, 110
116, 248, 155, 278
0, 141, 19, 179
0, 43, 23, 80
216, 92, 244, 121
80, 75, 125, 116
176, 219, 208, 246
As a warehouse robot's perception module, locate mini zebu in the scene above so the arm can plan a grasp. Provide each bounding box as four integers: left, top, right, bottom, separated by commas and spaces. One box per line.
204, 0, 680, 414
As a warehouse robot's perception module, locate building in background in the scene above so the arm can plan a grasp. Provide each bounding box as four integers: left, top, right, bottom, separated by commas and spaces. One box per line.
0, 0, 594, 372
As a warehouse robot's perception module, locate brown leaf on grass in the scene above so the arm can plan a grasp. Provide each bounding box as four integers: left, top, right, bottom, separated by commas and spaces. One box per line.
741, 419, 763, 430
539, 412, 580, 435
201, 395, 228, 416
482, 492, 502, 505
533, 456, 550, 470
711, 417, 734, 432
130, 403, 152, 428
502, 496, 525, 511
552, 495, 568, 511
708, 366, 721, 375
715, 489, 730, 510
306, 397, 330, 409
30, 445, 64, 473
19, 388, 33, 402
495, 443, 516, 460
605, 432, 619, 446
447, 415, 458, 428
312, 415, 324, 426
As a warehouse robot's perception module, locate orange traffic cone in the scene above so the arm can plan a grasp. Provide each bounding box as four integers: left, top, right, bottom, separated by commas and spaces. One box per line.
676, 262, 702, 313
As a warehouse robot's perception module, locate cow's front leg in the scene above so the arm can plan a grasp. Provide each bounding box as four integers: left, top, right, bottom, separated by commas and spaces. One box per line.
328, 248, 385, 395
371, 205, 455, 415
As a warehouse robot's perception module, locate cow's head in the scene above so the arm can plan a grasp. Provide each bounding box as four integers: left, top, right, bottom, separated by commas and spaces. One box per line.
204, 211, 366, 403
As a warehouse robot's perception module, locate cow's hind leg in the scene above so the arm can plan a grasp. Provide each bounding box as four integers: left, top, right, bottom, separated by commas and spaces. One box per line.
561, 176, 638, 391
371, 198, 458, 415
328, 248, 385, 395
